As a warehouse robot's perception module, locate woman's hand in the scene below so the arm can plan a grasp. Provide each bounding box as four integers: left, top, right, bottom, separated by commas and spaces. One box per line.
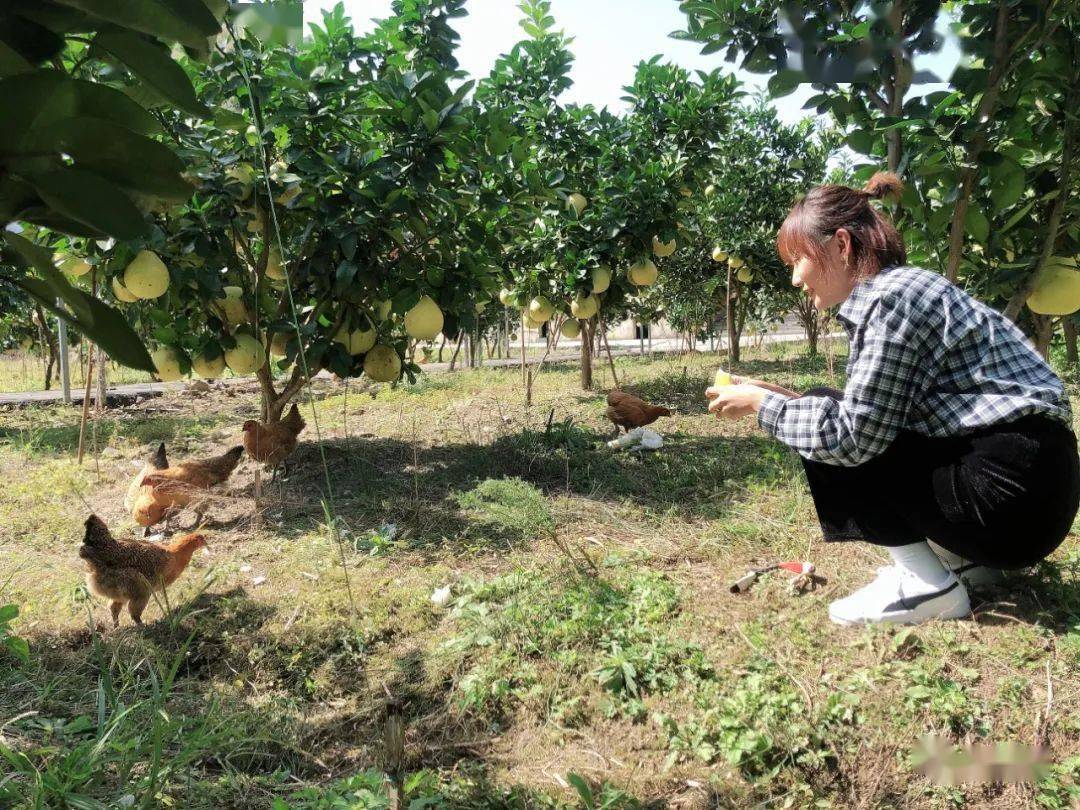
705, 384, 768, 419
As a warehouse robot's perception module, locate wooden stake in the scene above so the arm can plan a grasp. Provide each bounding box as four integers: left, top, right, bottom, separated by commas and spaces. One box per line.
601, 320, 619, 388
76, 271, 97, 465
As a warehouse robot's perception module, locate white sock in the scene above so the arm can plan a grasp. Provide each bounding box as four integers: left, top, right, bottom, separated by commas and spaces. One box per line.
926, 540, 972, 569
887, 542, 952, 588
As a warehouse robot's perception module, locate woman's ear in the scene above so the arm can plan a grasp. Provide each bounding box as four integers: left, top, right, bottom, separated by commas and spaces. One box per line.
835, 228, 852, 265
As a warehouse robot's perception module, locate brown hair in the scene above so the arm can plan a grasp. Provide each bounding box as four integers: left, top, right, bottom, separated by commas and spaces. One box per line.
777, 172, 906, 279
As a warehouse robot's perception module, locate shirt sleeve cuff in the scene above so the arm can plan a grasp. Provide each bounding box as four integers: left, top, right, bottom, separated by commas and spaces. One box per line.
757, 391, 788, 436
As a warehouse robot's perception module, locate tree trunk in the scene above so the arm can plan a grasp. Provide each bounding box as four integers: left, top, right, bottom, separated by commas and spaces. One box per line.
1033, 315, 1054, 360
449, 335, 463, 371
1064, 319, 1078, 366
35, 305, 59, 391
579, 319, 592, 390
726, 265, 739, 364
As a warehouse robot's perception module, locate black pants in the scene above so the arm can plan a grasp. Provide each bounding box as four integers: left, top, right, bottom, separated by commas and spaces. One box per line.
800, 388, 1080, 569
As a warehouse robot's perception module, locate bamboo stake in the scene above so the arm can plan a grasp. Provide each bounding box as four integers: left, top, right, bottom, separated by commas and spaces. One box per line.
76, 270, 97, 465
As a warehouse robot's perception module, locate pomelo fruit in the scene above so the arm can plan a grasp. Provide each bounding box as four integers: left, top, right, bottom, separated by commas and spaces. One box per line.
714, 368, 732, 387
566, 192, 587, 217
270, 331, 292, 357
652, 236, 677, 257
570, 293, 598, 319
58, 255, 91, 277
225, 333, 265, 375
561, 320, 581, 339
112, 276, 139, 303
364, 344, 401, 382
528, 296, 554, 322
404, 295, 443, 340
334, 324, 377, 355
591, 265, 611, 294
628, 258, 658, 287
711, 246, 727, 263
737, 267, 754, 283
498, 288, 514, 305
151, 347, 185, 382
374, 299, 392, 321
191, 351, 226, 379
704, 184, 716, 197
217, 286, 248, 325
728, 256, 745, 269
123, 250, 170, 299
226, 162, 255, 200
1027, 257, 1080, 315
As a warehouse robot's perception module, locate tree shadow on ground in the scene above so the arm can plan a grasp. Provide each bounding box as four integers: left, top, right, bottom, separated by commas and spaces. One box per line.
0, 412, 234, 456
971, 557, 1080, 635
236, 427, 800, 555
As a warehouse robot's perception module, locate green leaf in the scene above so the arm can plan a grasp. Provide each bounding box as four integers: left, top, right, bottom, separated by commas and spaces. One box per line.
990, 168, 1025, 210
2, 231, 155, 371
34, 116, 193, 200
20, 167, 149, 239
50, 0, 221, 50
0, 39, 34, 77
566, 773, 594, 809
0, 12, 65, 65
92, 31, 209, 117
964, 205, 989, 244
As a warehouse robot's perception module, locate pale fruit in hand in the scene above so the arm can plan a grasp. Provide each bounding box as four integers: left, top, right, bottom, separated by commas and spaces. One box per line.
711, 246, 727, 263
561, 320, 581, 339
528, 296, 554, 322
570, 293, 598, 320
404, 296, 443, 340
191, 351, 226, 379
652, 236, 677, 258
334, 325, 377, 355
225, 333, 266, 375
151, 347, 185, 382
217, 286, 248, 325
112, 276, 139, 303
566, 192, 587, 217
364, 344, 402, 382
58, 255, 91, 277
737, 266, 754, 283
590, 265, 611, 294
123, 251, 170, 299
628, 257, 658, 287
1027, 257, 1080, 315
714, 368, 732, 387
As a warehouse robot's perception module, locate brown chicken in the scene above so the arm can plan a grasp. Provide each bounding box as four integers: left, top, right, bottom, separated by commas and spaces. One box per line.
125, 444, 244, 533
242, 403, 306, 480
605, 390, 672, 436
79, 514, 207, 627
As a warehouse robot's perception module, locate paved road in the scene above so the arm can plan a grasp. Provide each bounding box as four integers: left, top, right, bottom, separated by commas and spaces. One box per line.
0, 329, 830, 408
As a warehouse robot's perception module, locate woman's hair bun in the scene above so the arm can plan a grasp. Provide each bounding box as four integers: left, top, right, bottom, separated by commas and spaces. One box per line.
863, 171, 903, 201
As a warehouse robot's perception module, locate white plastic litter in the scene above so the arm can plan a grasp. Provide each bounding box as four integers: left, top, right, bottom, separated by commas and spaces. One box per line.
431, 585, 452, 608
607, 426, 663, 452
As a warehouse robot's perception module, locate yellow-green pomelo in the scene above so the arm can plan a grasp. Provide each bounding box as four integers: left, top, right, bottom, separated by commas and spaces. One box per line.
404, 295, 444, 340
217, 286, 248, 325
628, 257, 658, 287
566, 192, 587, 217
151, 347, 185, 382
1027, 257, 1080, 315
561, 320, 581, 339
334, 325, 376, 355
711, 246, 727, 263
191, 351, 226, 379
124, 251, 170, 299
737, 267, 754, 283
59, 256, 91, 277
270, 332, 292, 357
528, 296, 554, 322
570, 293, 598, 319
728, 256, 745, 269
225, 333, 266, 375
704, 184, 717, 197
591, 265, 611, 294
226, 162, 255, 200
364, 344, 401, 382
374, 299, 392, 321
652, 236, 677, 257
498, 288, 514, 305
714, 368, 732, 387
112, 276, 139, 303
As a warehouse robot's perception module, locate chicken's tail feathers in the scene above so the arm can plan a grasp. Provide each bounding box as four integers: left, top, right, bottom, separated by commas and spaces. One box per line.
283, 403, 307, 433
150, 442, 169, 470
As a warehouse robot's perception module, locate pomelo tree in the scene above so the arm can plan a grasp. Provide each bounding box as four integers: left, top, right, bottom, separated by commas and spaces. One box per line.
115, 1, 542, 423
677, 0, 1078, 357
0, 0, 233, 374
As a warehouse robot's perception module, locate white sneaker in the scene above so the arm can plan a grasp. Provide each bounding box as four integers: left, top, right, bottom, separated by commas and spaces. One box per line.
926, 541, 1007, 590
829, 566, 971, 626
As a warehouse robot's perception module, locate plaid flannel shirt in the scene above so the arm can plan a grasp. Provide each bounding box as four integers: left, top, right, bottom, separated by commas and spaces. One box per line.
758, 265, 1073, 467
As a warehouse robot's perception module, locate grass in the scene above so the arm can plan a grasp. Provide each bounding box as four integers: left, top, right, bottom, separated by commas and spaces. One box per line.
0, 340, 1078, 807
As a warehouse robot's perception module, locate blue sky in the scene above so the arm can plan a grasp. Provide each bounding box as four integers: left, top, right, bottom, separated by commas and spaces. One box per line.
305, 1, 961, 126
